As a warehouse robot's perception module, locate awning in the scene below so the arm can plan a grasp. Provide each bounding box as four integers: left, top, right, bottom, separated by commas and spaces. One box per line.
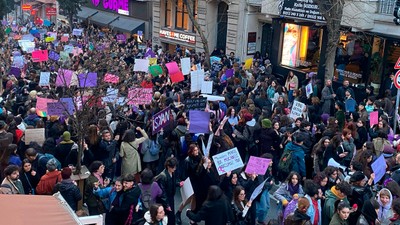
109, 16, 145, 34
89, 10, 119, 27
76, 7, 98, 20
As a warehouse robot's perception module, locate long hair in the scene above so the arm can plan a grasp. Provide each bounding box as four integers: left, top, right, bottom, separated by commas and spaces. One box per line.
233, 186, 247, 211
87, 125, 99, 146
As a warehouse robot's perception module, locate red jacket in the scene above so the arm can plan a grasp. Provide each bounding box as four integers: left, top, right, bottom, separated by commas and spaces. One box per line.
36, 170, 62, 195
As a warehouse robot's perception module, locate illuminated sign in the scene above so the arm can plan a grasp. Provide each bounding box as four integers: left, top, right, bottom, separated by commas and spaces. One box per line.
159, 29, 196, 44
91, 0, 129, 14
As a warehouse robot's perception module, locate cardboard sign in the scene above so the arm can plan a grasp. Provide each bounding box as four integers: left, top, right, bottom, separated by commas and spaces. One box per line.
104, 73, 119, 83
39, 72, 50, 86
201, 81, 213, 94
31, 50, 48, 62
189, 110, 210, 134
127, 88, 153, 105
47, 102, 67, 116
245, 156, 272, 175
185, 97, 207, 111
60, 36, 68, 42
250, 180, 267, 201
116, 34, 126, 43
152, 107, 172, 134
306, 83, 313, 97
180, 57, 191, 75
36, 97, 58, 113
226, 69, 234, 78
25, 128, 45, 145
212, 147, 244, 175
166, 61, 184, 82
289, 100, 306, 120
180, 178, 194, 203
190, 69, 205, 92
133, 59, 149, 72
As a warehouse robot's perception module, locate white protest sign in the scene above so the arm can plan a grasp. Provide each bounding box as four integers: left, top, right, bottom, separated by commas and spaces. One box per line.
201, 94, 225, 101
72, 28, 83, 36
180, 177, 194, 203
180, 57, 191, 75
306, 83, 313, 98
250, 180, 267, 201
25, 128, 45, 145
190, 69, 204, 92
212, 147, 244, 175
201, 81, 213, 94
39, 72, 50, 86
289, 100, 306, 120
102, 88, 118, 103
133, 59, 150, 72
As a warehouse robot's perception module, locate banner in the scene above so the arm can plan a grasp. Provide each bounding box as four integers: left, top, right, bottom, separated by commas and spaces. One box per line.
152, 107, 172, 134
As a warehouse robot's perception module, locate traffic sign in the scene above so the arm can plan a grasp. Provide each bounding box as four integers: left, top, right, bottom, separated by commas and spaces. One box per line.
395, 56, 400, 69
394, 70, 400, 89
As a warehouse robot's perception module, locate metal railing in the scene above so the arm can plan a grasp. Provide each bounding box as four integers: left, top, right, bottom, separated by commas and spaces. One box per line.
379, 0, 396, 15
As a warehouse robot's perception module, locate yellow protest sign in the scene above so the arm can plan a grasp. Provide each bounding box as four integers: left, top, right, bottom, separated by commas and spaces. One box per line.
244, 58, 253, 70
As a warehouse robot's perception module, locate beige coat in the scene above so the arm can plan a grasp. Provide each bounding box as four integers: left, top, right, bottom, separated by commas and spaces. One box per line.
119, 130, 148, 175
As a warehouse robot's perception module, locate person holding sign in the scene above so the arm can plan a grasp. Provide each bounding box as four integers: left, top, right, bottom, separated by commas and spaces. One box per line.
231, 186, 252, 225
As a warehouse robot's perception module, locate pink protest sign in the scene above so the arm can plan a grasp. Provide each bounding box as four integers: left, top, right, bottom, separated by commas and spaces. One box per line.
61, 36, 68, 42
56, 69, 74, 87
36, 97, 58, 113
128, 88, 153, 105
31, 50, 48, 62
165, 62, 180, 75
245, 156, 272, 175
370, 111, 379, 127
104, 73, 119, 83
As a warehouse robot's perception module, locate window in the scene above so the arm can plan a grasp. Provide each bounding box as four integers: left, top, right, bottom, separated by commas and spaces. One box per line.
280, 23, 322, 73
165, 0, 172, 27
175, 0, 189, 30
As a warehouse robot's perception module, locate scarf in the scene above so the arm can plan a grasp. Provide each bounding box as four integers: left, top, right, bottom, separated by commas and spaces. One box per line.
288, 183, 300, 196
330, 186, 345, 200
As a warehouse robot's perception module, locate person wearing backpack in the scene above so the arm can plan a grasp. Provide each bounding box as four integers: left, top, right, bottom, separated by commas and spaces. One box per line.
138, 168, 168, 213
278, 133, 306, 180
141, 131, 161, 176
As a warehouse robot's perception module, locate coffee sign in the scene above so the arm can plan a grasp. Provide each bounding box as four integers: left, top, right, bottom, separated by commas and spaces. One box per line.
280, 0, 325, 22
91, 0, 128, 14
159, 29, 196, 44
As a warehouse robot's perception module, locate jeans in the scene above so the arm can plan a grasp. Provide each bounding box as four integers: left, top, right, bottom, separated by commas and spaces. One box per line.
256, 189, 270, 222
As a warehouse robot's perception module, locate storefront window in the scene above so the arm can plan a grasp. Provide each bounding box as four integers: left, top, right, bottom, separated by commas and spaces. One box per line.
175, 0, 189, 30
334, 31, 372, 83
165, 0, 172, 27
280, 23, 322, 73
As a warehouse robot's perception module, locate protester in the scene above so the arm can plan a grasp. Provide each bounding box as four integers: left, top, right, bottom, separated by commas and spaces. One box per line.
53, 167, 82, 211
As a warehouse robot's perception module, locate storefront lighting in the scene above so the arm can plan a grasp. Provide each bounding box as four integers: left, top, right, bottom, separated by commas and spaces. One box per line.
300, 26, 309, 60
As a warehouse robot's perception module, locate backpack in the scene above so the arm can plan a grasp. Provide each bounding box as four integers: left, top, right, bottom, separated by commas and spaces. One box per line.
38, 153, 62, 171
139, 183, 154, 210
278, 149, 293, 174
149, 140, 160, 156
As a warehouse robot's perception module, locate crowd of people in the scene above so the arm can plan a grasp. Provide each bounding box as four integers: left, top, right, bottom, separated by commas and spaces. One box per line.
2, 18, 400, 225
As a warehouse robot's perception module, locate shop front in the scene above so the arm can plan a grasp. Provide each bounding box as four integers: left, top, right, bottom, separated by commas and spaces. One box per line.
158, 28, 196, 53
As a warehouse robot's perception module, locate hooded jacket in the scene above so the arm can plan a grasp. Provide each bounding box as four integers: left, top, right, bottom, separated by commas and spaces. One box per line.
378, 188, 394, 225
143, 210, 168, 225
322, 188, 349, 225
53, 179, 82, 211
285, 209, 312, 225
285, 142, 306, 177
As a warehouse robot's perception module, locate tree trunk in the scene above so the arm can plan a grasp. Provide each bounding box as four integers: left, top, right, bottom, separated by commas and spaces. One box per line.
324, 30, 340, 81
184, 0, 210, 68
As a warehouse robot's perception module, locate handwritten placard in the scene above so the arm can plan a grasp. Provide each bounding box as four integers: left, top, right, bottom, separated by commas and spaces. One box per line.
39, 72, 50, 86
25, 128, 45, 145
47, 102, 67, 116
104, 73, 119, 83
31, 50, 48, 62
127, 88, 153, 105
289, 100, 306, 120
152, 107, 172, 134
371, 155, 386, 184
245, 156, 272, 175
212, 147, 244, 175
133, 59, 149, 72
185, 97, 207, 111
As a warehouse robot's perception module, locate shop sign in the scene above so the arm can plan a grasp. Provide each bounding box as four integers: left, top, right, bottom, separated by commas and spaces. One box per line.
280, 0, 325, 23
22, 4, 32, 11
336, 69, 362, 79
159, 29, 196, 44
117, 9, 129, 16
91, 0, 128, 14
247, 32, 257, 55
46, 7, 57, 16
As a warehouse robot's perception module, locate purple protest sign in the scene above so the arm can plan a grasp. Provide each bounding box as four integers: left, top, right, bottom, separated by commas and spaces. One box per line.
144, 48, 156, 58
9, 67, 21, 77
152, 107, 172, 135
48, 51, 59, 61
60, 98, 74, 115
116, 34, 126, 43
245, 156, 272, 175
47, 102, 66, 116
226, 69, 234, 78
56, 69, 73, 87
188, 110, 210, 134
78, 72, 97, 88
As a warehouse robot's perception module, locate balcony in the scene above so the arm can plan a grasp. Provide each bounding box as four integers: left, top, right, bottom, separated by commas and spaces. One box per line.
379, 0, 395, 15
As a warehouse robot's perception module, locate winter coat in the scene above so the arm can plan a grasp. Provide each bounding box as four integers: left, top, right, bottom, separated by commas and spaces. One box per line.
143, 210, 168, 225
329, 212, 348, 225
378, 188, 394, 225
1, 177, 24, 194
93, 186, 122, 211
20, 170, 40, 194
305, 195, 322, 225
231, 200, 251, 225
120, 130, 148, 175
285, 209, 312, 225
54, 142, 78, 167
35, 170, 61, 195
322, 189, 349, 225
273, 182, 304, 203
99, 139, 119, 168
258, 127, 280, 154
112, 186, 142, 225
155, 169, 178, 202
284, 142, 306, 177
187, 195, 234, 225
53, 179, 82, 211
321, 86, 335, 114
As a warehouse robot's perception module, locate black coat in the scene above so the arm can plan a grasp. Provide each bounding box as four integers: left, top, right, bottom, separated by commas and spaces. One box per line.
112, 186, 142, 225
19, 170, 40, 194
258, 128, 280, 154
187, 195, 234, 225
54, 179, 82, 211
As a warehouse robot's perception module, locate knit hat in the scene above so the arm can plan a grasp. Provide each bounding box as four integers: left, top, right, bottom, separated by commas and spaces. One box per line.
243, 113, 253, 122
297, 197, 310, 211
262, 119, 272, 129
46, 158, 58, 172
61, 167, 72, 179
350, 171, 366, 183
383, 144, 395, 158
62, 131, 71, 142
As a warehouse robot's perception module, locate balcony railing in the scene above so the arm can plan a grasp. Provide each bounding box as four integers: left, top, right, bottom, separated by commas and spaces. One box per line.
379, 0, 396, 15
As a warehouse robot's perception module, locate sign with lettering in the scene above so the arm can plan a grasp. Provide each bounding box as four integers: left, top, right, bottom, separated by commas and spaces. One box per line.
245, 156, 272, 175
289, 100, 306, 120
91, 0, 129, 15
152, 107, 172, 134
127, 88, 153, 105
280, 0, 325, 22
185, 97, 207, 112
159, 29, 196, 44
212, 147, 244, 175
